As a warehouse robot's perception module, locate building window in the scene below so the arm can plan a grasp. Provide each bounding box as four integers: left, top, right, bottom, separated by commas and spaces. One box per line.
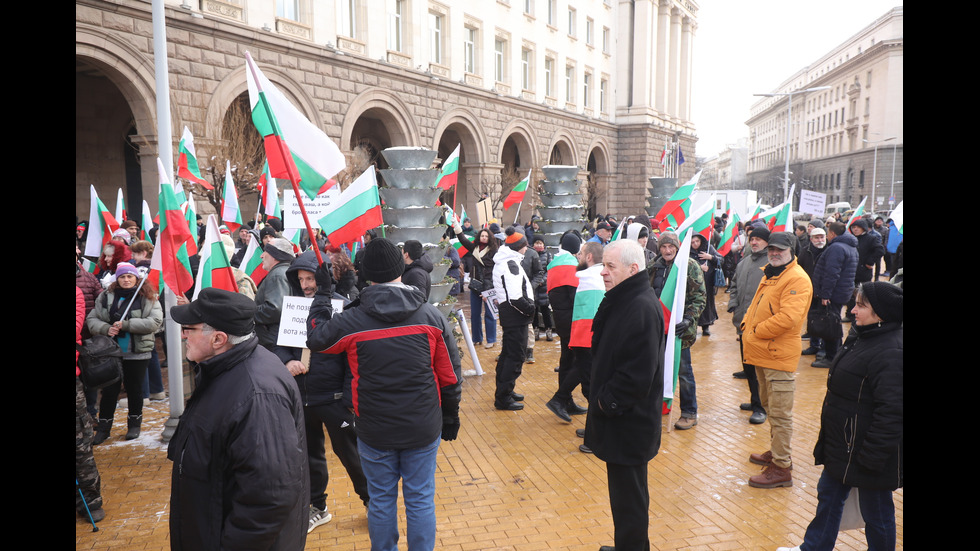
388, 0, 404, 51
547, 0, 556, 26
429, 12, 443, 64
341, 0, 357, 37
600, 78, 607, 112
277, 0, 299, 20
565, 65, 574, 103
586, 18, 594, 46
521, 48, 532, 90
602, 26, 610, 54
864, 97, 870, 115
544, 57, 554, 97
524, 0, 532, 15
866, 70, 872, 87
495, 39, 506, 82
567, 8, 576, 37
583, 72, 591, 107
464, 27, 477, 73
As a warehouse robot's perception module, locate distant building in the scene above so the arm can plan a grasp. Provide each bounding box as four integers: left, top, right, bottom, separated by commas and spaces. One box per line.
76, 0, 700, 223
745, 6, 903, 212
699, 139, 747, 190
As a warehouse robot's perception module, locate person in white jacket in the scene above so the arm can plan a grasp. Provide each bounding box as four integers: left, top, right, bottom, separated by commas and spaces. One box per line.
492, 227, 535, 411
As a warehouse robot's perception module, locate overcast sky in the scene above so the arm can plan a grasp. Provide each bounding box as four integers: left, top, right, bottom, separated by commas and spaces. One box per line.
691, 1, 902, 159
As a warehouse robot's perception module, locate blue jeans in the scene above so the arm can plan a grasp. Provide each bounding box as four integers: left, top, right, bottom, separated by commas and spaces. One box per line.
678, 347, 697, 417
358, 437, 440, 551
469, 290, 496, 344
801, 469, 896, 551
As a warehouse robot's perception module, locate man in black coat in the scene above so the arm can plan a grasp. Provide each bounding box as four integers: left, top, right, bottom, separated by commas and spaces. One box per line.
584, 239, 666, 551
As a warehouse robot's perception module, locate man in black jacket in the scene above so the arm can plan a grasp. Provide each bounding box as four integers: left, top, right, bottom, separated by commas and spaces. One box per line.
400, 239, 433, 300
584, 239, 666, 551
306, 238, 462, 551
168, 288, 308, 550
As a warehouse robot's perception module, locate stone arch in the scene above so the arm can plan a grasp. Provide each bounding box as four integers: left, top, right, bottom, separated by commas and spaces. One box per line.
431, 108, 489, 164
497, 119, 538, 173
341, 88, 420, 154
432, 108, 490, 212
586, 138, 614, 219
546, 129, 578, 168
76, 24, 157, 216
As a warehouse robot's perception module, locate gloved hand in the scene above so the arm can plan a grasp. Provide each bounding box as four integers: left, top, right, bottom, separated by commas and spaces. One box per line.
441, 416, 460, 441
315, 261, 334, 295
674, 316, 693, 335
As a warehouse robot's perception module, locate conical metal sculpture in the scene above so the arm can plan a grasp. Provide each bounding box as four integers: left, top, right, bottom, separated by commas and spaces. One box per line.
537, 165, 586, 250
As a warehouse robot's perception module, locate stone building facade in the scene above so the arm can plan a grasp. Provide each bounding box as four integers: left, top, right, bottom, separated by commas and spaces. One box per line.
76, 0, 698, 225
745, 6, 903, 213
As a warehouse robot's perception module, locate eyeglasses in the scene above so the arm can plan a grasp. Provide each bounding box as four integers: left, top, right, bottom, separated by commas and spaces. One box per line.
181, 326, 205, 334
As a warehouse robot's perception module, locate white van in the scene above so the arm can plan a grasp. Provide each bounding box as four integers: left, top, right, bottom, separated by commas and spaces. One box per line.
825, 202, 851, 218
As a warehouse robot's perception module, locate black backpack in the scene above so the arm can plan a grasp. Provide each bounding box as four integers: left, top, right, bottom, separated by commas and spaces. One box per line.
77, 335, 123, 391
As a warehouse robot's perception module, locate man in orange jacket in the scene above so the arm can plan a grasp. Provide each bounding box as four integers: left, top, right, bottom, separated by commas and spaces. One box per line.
740, 232, 812, 489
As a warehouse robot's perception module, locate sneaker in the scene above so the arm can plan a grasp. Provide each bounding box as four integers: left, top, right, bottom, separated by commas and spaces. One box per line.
748, 463, 793, 488
484, 342, 494, 349
545, 329, 553, 341
776, 547, 801, 551
308, 506, 332, 533
674, 417, 698, 430
749, 411, 767, 424
545, 398, 572, 422
525, 350, 535, 364
149, 392, 167, 400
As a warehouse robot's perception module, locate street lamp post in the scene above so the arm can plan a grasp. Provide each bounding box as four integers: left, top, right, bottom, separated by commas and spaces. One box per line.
862, 136, 896, 212
754, 86, 831, 205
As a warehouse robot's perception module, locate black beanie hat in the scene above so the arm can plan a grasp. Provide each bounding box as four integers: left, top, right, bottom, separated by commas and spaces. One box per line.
860, 282, 903, 323
361, 238, 405, 283
749, 226, 771, 243
560, 230, 582, 254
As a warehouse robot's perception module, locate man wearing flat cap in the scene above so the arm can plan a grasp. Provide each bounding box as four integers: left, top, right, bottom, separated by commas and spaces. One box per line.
167, 288, 308, 551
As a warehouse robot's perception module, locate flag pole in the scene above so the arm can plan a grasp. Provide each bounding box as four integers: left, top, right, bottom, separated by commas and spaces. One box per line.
245, 52, 325, 266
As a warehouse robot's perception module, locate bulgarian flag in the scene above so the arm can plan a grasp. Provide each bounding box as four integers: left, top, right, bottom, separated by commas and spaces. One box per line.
654, 170, 701, 231
181, 189, 199, 257
115, 188, 126, 225
503, 169, 531, 211
140, 200, 153, 241
220, 160, 243, 233
716, 205, 742, 256
659, 228, 692, 410
177, 126, 213, 189
193, 215, 238, 299
282, 228, 303, 253
569, 264, 605, 348
155, 158, 195, 296
748, 200, 764, 221
264, 167, 281, 220
83, 185, 120, 257
437, 144, 460, 190
766, 201, 793, 233
146, 230, 163, 293
660, 143, 669, 167
238, 237, 268, 286
846, 196, 868, 230
675, 194, 715, 241
246, 52, 345, 201
450, 238, 468, 258
80, 258, 98, 274
546, 251, 578, 292
891, 200, 904, 235
317, 165, 383, 247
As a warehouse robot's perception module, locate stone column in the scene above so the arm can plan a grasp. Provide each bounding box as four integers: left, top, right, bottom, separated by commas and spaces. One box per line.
655, 0, 671, 114
679, 15, 695, 123
631, 0, 655, 110
668, 7, 682, 118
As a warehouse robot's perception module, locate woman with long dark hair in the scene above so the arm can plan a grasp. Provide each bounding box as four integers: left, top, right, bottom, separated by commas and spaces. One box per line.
452, 225, 499, 348
87, 262, 163, 443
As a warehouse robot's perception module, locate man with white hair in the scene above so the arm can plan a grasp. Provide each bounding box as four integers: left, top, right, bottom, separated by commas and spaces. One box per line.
253, 237, 296, 363
584, 239, 666, 551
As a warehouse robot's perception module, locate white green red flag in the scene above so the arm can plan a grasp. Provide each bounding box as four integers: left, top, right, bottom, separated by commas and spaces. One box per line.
653, 170, 701, 231
115, 188, 126, 225
716, 204, 742, 256
193, 215, 238, 299
263, 165, 281, 219
437, 144, 460, 190
659, 228, 692, 409
177, 126, 213, 189
245, 52, 346, 201
220, 160, 243, 233
282, 228, 303, 253
155, 158, 195, 296
317, 165, 383, 247
891, 200, 904, 235
503, 169, 531, 211
546, 251, 578, 292
140, 200, 153, 241
569, 264, 605, 348
748, 200, 764, 221
766, 201, 793, 233
83, 185, 121, 257
80, 257, 97, 274
450, 238, 468, 258
675, 194, 715, 241
846, 196, 868, 230
146, 230, 163, 293
238, 237, 268, 286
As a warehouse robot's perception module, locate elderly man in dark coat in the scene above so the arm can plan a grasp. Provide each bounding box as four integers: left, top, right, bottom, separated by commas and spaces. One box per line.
584, 239, 666, 551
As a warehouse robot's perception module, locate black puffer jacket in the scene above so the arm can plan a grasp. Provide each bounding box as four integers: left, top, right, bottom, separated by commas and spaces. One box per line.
168, 337, 308, 550
306, 282, 462, 450
402, 254, 433, 300
813, 322, 903, 490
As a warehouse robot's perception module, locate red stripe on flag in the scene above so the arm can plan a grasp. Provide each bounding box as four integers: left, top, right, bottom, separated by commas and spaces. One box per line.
327, 205, 383, 248
264, 135, 302, 183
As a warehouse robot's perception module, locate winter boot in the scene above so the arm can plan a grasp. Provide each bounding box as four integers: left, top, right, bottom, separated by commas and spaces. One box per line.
125, 415, 142, 440
93, 419, 112, 445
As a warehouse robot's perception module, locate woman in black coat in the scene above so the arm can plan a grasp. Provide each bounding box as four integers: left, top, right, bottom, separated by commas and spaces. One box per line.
689, 233, 722, 335
785, 281, 903, 551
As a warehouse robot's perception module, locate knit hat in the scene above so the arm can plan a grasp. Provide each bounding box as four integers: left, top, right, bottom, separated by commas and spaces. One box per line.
748, 227, 771, 243
259, 225, 279, 241
505, 227, 528, 251
860, 281, 903, 323
560, 230, 582, 254
403, 239, 424, 261
171, 288, 256, 335
115, 262, 140, 279
360, 238, 405, 283
658, 231, 680, 250
808, 219, 826, 230
263, 237, 296, 262
112, 228, 133, 245
121, 219, 139, 231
